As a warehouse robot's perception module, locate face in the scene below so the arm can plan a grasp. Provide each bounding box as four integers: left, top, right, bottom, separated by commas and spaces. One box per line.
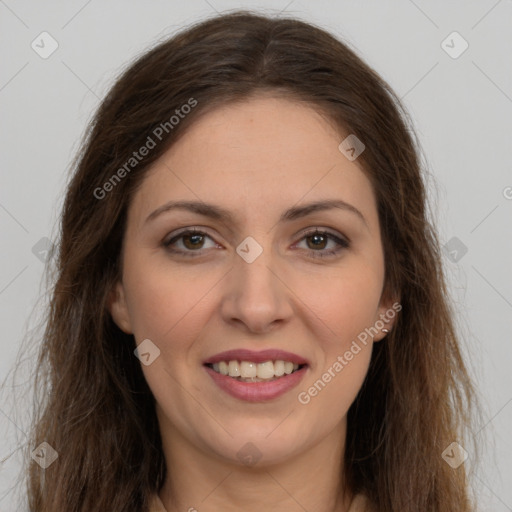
109, 95, 396, 467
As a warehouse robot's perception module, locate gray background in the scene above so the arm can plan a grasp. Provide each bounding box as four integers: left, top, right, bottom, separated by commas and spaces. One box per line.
1, 1, 511, 510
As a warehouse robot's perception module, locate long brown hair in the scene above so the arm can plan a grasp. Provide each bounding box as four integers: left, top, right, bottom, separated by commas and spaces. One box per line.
19, 10, 478, 511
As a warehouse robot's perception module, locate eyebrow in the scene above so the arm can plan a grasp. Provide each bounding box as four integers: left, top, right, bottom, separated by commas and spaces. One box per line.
144, 199, 368, 228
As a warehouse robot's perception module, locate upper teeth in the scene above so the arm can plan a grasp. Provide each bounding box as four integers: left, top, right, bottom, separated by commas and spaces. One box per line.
212, 360, 300, 379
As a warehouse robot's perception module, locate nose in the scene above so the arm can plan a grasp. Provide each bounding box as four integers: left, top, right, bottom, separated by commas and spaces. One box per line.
219, 244, 294, 334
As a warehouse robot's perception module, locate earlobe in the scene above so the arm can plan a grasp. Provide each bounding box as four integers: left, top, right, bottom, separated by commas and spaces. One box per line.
373, 297, 401, 342
108, 281, 133, 334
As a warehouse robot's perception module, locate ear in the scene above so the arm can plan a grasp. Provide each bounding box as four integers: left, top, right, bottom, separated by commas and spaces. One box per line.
372, 294, 401, 342
107, 281, 133, 334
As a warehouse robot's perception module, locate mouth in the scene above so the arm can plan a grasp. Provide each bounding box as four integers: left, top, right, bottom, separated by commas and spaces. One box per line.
203, 349, 309, 402
204, 360, 307, 382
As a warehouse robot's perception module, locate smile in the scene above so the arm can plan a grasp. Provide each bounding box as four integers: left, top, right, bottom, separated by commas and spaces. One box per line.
203, 348, 309, 402
206, 360, 305, 382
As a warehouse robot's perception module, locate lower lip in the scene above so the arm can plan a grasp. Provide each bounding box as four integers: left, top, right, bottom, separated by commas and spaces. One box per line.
204, 365, 308, 402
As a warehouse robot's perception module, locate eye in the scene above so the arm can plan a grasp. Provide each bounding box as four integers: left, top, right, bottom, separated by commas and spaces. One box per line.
163, 228, 218, 256
163, 227, 350, 259
294, 229, 350, 259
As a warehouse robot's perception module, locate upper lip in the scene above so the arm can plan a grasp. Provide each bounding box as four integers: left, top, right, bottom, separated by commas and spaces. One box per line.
203, 349, 309, 366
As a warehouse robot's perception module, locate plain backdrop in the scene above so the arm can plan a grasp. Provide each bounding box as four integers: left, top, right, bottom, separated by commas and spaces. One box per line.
1, 1, 511, 510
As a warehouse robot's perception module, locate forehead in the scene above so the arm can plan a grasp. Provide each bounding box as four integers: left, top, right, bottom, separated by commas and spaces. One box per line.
168, 95, 347, 176
129, 95, 377, 228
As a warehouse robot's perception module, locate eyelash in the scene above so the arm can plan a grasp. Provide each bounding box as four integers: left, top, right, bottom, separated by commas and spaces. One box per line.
163, 227, 350, 259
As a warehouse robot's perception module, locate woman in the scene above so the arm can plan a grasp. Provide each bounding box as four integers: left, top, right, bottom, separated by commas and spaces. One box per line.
24, 10, 478, 511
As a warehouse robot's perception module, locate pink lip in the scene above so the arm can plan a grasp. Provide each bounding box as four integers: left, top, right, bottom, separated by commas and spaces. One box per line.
203, 349, 309, 365
204, 365, 308, 402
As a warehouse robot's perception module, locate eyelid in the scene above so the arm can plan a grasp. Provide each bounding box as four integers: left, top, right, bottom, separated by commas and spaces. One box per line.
163, 226, 219, 247
295, 226, 350, 244
164, 225, 349, 243
292, 228, 350, 259
163, 226, 350, 257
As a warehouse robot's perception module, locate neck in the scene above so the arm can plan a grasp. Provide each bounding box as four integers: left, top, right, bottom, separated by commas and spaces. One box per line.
156, 412, 353, 512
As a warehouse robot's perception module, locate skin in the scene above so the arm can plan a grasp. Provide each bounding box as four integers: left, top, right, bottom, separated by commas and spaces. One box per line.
109, 94, 397, 512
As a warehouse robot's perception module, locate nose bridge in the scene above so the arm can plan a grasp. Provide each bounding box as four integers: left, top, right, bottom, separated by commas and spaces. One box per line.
234, 235, 281, 302
220, 235, 292, 331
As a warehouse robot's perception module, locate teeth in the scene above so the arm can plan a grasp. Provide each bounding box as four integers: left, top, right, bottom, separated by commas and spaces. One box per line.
274, 360, 285, 376
209, 359, 303, 380
240, 361, 257, 378
219, 361, 229, 376
257, 361, 274, 379
228, 360, 240, 377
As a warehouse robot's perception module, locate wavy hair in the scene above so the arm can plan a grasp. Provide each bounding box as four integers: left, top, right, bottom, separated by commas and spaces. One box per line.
16, 10, 479, 511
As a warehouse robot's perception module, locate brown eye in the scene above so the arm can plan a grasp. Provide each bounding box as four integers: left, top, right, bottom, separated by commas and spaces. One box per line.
182, 232, 206, 250
306, 232, 329, 250
164, 229, 217, 256
296, 229, 350, 259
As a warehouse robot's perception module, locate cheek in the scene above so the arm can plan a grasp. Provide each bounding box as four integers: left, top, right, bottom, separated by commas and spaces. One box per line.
298, 345, 372, 427
292, 255, 383, 409
122, 251, 213, 344
296, 270, 377, 416
297, 259, 384, 342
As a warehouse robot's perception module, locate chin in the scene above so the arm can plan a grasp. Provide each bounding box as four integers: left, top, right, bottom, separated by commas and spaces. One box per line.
206, 424, 308, 467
